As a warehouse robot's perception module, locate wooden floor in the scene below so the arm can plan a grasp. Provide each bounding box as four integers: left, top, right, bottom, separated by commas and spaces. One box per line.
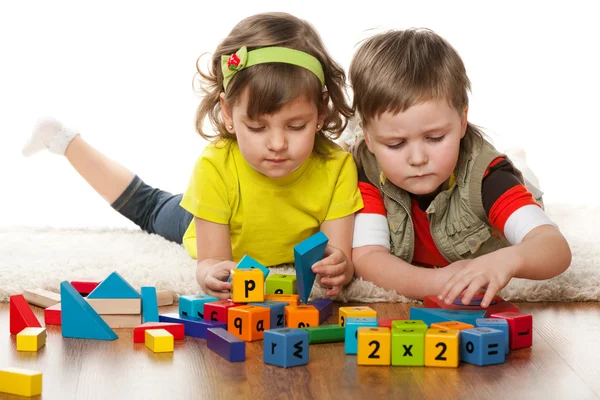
1, 301, 600, 400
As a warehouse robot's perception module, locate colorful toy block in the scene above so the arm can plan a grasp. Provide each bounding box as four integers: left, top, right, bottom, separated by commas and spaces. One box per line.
133, 322, 185, 343
307, 298, 333, 324
409, 307, 486, 326
424, 294, 519, 316
204, 300, 242, 325
85, 298, 141, 314
294, 231, 328, 303
145, 329, 174, 353
159, 313, 226, 339
265, 274, 297, 295
357, 327, 391, 365
300, 324, 345, 344
338, 306, 377, 327
378, 318, 406, 328
391, 320, 428, 332
476, 318, 510, 354
206, 327, 246, 362
60, 281, 117, 340
9, 295, 42, 335
100, 314, 142, 328
22, 288, 60, 308
460, 327, 506, 366
44, 303, 61, 325
0, 367, 42, 397
70, 278, 101, 296
141, 287, 159, 323
16, 327, 46, 352
345, 317, 378, 354
424, 329, 460, 367
249, 300, 287, 329
228, 254, 270, 282
178, 294, 219, 320
231, 269, 264, 303
391, 326, 426, 366
264, 294, 299, 306
285, 305, 319, 328
490, 311, 533, 350
431, 321, 474, 331
264, 328, 309, 368
86, 272, 140, 299
227, 305, 270, 342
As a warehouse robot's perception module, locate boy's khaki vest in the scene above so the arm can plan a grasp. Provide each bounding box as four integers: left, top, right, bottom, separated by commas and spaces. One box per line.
354, 135, 526, 264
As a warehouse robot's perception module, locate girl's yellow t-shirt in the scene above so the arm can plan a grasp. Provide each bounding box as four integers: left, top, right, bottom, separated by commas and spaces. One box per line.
180, 140, 363, 266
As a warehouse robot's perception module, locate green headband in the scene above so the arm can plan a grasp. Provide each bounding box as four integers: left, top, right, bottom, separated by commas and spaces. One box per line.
221, 46, 325, 90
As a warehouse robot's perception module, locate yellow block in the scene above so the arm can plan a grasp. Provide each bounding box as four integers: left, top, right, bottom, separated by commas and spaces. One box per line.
231, 269, 264, 303
357, 327, 391, 365
0, 367, 42, 397
431, 321, 474, 331
16, 327, 47, 352
145, 329, 174, 353
424, 328, 460, 367
338, 306, 377, 327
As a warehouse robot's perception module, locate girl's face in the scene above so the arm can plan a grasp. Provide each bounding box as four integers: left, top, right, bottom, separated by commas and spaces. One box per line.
363, 97, 468, 196
222, 90, 325, 179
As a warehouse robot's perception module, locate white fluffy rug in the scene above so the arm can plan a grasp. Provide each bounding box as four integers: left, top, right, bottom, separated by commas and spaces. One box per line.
1, 204, 598, 303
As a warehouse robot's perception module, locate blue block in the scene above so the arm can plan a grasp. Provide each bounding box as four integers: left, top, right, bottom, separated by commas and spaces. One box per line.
179, 294, 218, 320
307, 298, 333, 324
294, 232, 328, 304
460, 327, 506, 366
409, 307, 487, 326
141, 287, 159, 323
206, 327, 246, 362
87, 271, 140, 299
344, 317, 378, 355
264, 328, 309, 368
60, 281, 117, 340
159, 313, 226, 338
227, 254, 270, 282
476, 318, 510, 355
248, 300, 287, 329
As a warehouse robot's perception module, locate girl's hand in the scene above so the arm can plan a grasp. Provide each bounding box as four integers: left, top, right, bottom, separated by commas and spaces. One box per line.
311, 245, 354, 296
438, 249, 518, 308
199, 260, 236, 300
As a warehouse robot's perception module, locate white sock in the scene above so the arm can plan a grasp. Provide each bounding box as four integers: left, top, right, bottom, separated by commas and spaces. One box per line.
22, 117, 80, 157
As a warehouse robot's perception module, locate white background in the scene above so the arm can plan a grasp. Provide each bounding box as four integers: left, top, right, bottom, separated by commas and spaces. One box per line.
1, 0, 598, 228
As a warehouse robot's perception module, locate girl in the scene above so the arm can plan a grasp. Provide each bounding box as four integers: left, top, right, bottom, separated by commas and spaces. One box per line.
23, 12, 363, 299
346, 29, 571, 307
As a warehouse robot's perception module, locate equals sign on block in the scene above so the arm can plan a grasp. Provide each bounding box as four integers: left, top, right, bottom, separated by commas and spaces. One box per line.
487, 343, 499, 355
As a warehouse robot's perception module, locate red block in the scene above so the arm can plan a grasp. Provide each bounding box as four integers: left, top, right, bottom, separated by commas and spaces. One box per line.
204, 300, 242, 325
70, 279, 101, 295
44, 303, 62, 325
9, 295, 42, 335
490, 311, 533, 350
423, 294, 519, 317
133, 322, 185, 343
378, 318, 406, 328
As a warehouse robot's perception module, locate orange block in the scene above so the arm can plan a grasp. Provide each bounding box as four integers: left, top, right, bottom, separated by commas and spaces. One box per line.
430, 321, 474, 331
227, 305, 270, 342
264, 294, 299, 306
285, 305, 319, 328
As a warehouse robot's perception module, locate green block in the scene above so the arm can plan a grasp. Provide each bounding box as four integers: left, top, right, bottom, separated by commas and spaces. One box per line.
300, 324, 345, 344
391, 328, 426, 366
265, 274, 297, 295
391, 320, 428, 332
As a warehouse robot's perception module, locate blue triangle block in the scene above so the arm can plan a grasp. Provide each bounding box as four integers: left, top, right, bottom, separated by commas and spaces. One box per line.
87, 271, 140, 299
60, 281, 117, 340
294, 232, 328, 304
227, 254, 270, 283
409, 307, 487, 327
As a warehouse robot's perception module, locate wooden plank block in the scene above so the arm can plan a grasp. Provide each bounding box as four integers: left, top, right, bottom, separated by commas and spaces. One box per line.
100, 314, 142, 329
157, 290, 174, 306
23, 288, 60, 308
0, 367, 42, 397
85, 298, 141, 315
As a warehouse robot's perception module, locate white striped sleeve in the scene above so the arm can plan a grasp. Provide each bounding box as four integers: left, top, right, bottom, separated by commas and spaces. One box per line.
503, 204, 558, 245
352, 213, 391, 249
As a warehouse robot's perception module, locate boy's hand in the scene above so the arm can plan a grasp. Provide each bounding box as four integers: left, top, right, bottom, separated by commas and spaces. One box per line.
199, 260, 235, 300
311, 245, 353, 296
438, 249, 518, 308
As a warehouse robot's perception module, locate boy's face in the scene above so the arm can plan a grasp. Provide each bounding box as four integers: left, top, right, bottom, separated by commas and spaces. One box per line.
363, 98, 468, 196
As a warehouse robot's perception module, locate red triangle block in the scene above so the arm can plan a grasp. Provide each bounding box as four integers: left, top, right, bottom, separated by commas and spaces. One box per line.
133, 322, 185, 343
10, 295, 42, 335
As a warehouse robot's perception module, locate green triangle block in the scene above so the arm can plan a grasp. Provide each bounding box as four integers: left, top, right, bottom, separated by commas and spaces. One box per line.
60, 281, 117, 340
87, 271, 140, 299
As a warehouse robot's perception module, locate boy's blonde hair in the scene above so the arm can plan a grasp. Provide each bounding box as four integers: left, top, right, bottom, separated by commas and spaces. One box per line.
195, 12, 353, 156
350, 28, 483, 148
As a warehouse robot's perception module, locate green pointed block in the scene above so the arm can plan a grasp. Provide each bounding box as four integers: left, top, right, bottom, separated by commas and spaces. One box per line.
265, 274, 297, 295
391, 327, 426, 366
300, 324, 345, 344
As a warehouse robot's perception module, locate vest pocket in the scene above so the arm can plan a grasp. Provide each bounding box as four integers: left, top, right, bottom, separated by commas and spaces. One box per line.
452, 224, 491, 255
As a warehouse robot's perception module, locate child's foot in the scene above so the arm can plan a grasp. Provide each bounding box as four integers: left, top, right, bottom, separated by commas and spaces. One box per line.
22, 117, 79, 157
